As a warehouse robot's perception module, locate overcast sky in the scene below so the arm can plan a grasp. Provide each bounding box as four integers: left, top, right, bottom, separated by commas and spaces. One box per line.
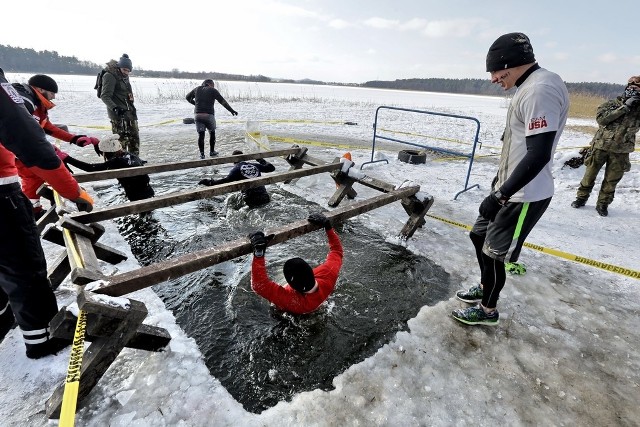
3, 0, 638, 85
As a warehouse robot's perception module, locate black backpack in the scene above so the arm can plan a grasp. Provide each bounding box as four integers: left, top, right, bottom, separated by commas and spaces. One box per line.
94, 69, 107, 98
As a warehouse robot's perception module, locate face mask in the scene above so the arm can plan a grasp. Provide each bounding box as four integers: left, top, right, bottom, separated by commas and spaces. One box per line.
624, 87, 640, 98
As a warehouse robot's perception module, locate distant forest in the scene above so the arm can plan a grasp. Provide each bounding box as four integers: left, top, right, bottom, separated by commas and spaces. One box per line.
0, 44, 624, 99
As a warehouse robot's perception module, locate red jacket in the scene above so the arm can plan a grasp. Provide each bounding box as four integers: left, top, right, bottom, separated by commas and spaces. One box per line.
251, 229, 343, 314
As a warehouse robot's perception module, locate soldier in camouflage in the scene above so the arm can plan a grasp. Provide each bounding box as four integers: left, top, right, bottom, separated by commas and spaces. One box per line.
571, 76, 640, 216
99, 54, 141, 155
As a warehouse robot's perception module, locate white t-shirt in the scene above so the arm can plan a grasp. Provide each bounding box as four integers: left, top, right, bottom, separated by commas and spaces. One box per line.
496, 67, 569, 202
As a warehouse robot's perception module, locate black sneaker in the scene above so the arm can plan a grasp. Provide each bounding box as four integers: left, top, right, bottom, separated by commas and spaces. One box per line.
26, 337, 71, 359
571, 198, 586, 208
455, 284, 483, 304
199, 153, 205, 160
452, 305, 499, 326
209, 150, 218, 157
596, 204, 608, 217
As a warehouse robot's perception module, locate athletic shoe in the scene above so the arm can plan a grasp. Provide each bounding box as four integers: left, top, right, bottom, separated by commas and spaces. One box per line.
26, 337, 71, 359
571, 198, 586, 208
596, 204, 608, 217
505, 262, 526, 275
209, 150, 218, 157
199, 153, 205, 160
455, 284, 483, 304
452, 305, 499, 326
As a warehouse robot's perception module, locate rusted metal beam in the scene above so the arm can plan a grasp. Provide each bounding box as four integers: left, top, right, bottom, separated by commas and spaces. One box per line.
69, 163, 343, 223
72, 147, 303, 183
93, 186, 419, 297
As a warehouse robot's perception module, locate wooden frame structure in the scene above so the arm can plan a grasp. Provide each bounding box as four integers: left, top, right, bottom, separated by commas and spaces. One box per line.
41, 146, 434, 419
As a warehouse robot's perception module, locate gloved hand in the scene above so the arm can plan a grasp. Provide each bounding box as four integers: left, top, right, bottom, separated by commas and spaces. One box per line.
73, 188, 94, 213
479, 192, 503, 221
230, 109, 238, 116
256, 158, 267, 165
71, 135, 100, 147
308, 212, 332, 230
625, 96, 640, 108
53, 145, 69, 162
198, 178, 214, 186
112, 106, 127, 117
248, 231, 267, 257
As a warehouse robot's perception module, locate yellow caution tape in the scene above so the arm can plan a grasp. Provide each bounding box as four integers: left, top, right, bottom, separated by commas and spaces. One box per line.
425, 213, 640, 280
53, 190, 88, 427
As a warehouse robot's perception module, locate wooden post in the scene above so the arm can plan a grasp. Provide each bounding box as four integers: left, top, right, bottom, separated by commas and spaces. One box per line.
46, 291, 150, 419
399, 193, 435, 239
93, 186, 420, 297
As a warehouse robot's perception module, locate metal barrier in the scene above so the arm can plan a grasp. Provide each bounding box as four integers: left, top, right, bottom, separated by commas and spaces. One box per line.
361, 106, 481, 199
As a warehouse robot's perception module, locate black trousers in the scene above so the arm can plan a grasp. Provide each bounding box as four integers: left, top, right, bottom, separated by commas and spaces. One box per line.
0, 183, 58, 345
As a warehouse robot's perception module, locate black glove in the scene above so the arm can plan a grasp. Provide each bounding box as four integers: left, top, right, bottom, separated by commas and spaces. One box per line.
479, 192, 503, 221
230, 109, 238, 116
198, 178, 214, 186
308, 212, 332, 230
249, 231, 267, 257
112, 106, 127, 116
256, 158, 267, 165
625, 96, 640, 108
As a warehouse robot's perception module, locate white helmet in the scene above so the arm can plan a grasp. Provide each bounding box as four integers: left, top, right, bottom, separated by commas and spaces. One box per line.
98, 137, 123, 153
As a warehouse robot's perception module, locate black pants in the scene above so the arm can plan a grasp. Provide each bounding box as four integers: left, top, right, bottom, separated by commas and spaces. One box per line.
0, 183, 58, 346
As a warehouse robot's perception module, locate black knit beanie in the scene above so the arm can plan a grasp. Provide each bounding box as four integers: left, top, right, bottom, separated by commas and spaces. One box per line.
283, 257, 315, 293
486, 32, 536, 72
117, 53, 133, 70
28, 74, 58, 93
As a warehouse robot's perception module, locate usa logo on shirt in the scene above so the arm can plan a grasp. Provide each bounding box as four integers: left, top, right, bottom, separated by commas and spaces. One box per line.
528, 116, 548, 130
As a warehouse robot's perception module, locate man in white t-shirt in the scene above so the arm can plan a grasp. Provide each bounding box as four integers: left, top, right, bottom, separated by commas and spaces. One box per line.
453, 32, 569, 326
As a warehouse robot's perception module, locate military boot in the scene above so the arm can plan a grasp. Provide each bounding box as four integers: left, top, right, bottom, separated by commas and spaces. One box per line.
571, 198, 587, 208
595, 204, 608, 217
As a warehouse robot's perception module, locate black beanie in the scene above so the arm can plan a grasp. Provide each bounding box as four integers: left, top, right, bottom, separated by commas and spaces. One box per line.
486, 32, 536, 72
283, 257, 315, 293
28, 74, 58, 93
117, 53, 133, 70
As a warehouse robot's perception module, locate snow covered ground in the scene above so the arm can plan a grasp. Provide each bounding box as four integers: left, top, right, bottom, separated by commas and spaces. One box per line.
1, 74, 638, 426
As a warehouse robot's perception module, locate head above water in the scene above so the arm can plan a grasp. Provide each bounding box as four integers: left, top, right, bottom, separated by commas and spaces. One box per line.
283, 257, 315, 293
98, 137, 123, 154
485, 32, 536, 73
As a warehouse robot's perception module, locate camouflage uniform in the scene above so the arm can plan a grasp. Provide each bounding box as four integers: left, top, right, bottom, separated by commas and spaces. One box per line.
99, 61, 140, 155
575, 95, 640, 207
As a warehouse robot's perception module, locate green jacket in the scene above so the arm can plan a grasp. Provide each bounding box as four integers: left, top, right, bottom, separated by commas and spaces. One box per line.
100, 60, 137, 121
591, 96, 640, 153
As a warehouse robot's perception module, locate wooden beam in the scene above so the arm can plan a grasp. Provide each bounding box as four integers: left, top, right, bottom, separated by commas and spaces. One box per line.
93, 186, 419, 297
69, 163, 343, 223
72, 148, 302, 183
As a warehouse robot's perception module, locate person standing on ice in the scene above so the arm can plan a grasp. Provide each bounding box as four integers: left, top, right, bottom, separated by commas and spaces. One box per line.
186, 79, 238, 159
248, 212, 343, 315
452, 32, 569, 326
11, 74, 101, 219
0, 68, 94, 359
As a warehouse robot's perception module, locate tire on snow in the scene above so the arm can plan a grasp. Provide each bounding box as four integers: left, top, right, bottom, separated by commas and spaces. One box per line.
397, 149, 426, 164
183, 117, 195, 124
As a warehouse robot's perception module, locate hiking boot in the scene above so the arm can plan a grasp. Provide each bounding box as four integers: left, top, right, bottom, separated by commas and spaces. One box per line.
455, 284, 483, 304
452, 305, 499, 326
571, 198, 586, 208
209, 150, 218, 157
199, 153, 205, 160
505, 262, 527, 275
25, 337, 71, 359
596, 204, 608, 217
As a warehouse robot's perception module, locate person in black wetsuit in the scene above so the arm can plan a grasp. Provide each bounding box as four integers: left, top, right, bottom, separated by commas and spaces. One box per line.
59, 137, 154, 201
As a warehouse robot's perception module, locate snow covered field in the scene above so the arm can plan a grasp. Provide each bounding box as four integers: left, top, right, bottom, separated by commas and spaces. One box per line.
1, 74, 638, 426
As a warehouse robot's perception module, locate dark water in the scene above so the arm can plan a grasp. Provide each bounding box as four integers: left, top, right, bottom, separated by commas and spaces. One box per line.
102, 167, 454, 413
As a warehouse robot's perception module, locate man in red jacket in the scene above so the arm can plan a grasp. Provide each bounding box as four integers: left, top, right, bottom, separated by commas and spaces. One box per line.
248, 212, 343, 315
12, 74, 100, 218
0, 68, 93, 359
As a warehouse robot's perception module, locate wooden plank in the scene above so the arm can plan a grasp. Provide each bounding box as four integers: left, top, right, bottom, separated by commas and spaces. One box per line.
93, 186, 419, 297
36, 206, 58, 234
49, 309, 170, 352
46, 293, 149, 419
42, 227, 127, 264
47, 251, 71, 290
69, 163, 343, 223
72, 147, 302, 183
